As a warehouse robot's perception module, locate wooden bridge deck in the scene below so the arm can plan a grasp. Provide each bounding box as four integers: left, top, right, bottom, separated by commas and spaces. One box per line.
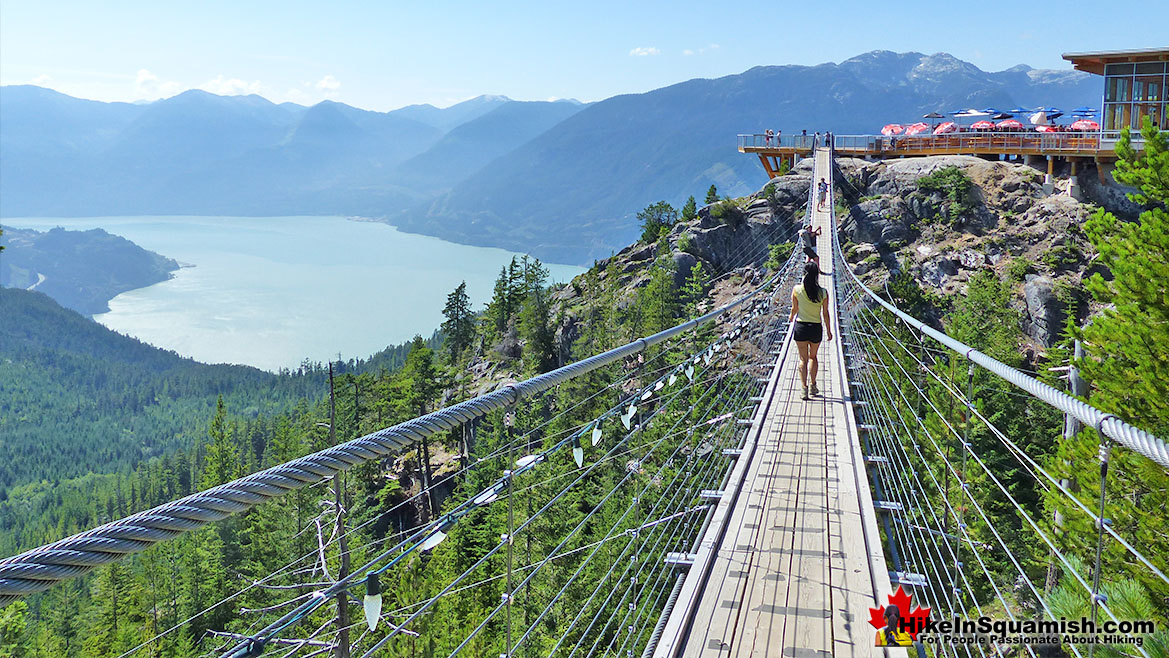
654, 150, 900, 658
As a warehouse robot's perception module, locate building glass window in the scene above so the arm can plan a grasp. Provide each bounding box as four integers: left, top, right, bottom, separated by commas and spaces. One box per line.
1135, 76, 1162, 101
1106, 76, 1132, 102
1135, 62, 1166, 75
1104, 103, 1130, 131
1133, 103, 1159, 129
1106, 63, 1135, 75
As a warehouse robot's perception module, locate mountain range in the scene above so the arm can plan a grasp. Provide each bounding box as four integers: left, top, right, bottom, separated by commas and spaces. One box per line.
0, 51, 1096, 263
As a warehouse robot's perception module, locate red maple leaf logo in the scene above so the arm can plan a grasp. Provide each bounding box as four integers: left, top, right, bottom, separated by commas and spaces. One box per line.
867, 585, 931, 640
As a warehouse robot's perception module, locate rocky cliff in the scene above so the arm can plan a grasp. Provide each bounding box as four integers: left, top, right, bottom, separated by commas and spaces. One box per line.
829, 154, 1130, 348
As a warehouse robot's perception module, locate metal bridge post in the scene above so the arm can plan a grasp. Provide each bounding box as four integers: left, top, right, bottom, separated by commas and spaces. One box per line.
1088, 430, 1112, 658
505, 408, 515, 658
953, 362, 975, 609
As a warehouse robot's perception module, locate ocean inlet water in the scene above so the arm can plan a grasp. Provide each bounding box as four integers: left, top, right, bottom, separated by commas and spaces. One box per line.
5, 216, 585, 371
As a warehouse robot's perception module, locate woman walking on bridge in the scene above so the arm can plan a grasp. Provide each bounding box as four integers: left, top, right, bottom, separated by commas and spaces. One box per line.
789, 261, 832, 400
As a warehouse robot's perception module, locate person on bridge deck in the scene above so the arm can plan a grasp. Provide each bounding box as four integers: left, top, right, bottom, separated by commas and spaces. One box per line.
875, 605, 914, 647
800, 223, 821, 267
788, 262, 832, 400
816, 177, 829, 211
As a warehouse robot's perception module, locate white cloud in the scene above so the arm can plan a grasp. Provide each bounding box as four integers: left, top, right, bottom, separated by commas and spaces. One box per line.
315, 75, 341, 93
31, 74, 53, 86
200, 75, 264, 96
134, 68, 181, 99
629, 47, 660, 57
684, 43, 720, 56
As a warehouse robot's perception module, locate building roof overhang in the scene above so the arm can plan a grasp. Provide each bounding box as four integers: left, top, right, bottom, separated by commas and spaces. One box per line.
1062, 48, 1169, 75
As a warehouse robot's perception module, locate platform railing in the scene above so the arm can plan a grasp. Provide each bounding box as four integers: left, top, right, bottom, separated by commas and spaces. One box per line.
739, 131, 1104, 155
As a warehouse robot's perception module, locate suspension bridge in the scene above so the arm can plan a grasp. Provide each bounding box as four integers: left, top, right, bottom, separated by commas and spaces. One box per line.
1, 148, 1166, 658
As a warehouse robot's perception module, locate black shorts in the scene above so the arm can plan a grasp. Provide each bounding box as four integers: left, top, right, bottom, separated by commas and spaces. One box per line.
802, 246, 818, 259
793, 321, 823, 343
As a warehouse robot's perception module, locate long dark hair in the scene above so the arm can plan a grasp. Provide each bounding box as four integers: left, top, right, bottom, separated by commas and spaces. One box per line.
802, 262, 823, 303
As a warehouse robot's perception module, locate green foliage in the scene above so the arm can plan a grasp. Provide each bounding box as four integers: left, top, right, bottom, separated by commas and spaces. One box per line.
676, 232, 696, 256
709, 199, 744, 229
441, 281, 476, 363
704, 184, 719, 204
637, 201, 679, 243
681, 195, 698, 221
1006, 256, 1033, 282
916, 165, 977, 222
0, 601, 28, 658
1080, 118, 1169, 439
517, 259, 556, 374
0, 288, 327, 491
1040, 243, 1084, 272
637, 255, 678, 334
764, 242, 794, 271
945, 271, 1019, 365
1050, 117, 1169, 608
681, 261, 711, 318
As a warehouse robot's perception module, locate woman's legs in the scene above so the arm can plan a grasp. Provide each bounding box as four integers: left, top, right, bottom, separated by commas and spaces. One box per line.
808, 341, 822, 392
796, 340, 811, 388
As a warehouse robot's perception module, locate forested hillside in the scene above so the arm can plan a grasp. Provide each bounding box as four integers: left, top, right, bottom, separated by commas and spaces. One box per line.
0, 226, 180, 315
0, 288, 328, 492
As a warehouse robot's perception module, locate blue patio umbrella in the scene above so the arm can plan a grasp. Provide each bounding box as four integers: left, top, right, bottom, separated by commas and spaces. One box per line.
1009, 107, 1033, 114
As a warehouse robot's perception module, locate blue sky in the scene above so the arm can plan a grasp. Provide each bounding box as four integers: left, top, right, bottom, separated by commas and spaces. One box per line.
2, 0, 1165, 111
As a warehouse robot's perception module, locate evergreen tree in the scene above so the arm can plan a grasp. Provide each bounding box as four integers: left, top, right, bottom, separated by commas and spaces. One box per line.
681, 196, 698, 221
0, 601, 28, 658
705, 184, 719, 204
1080, 118, 1169, 436
402, 336, 440, 516
200, 396, 239, 490
637, 201, 679, 243
441, 281, 475, 363
1054, 117, 1169, 604
519, 284, 556, 374
638, 255, 678, 334
681, 261, 710, 318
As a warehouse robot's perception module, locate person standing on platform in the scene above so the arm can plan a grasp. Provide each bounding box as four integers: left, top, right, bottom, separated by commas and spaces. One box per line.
789, 261, 832, 400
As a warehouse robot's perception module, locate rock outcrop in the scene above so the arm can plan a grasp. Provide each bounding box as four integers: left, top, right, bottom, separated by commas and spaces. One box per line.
833, 154, 1115, 349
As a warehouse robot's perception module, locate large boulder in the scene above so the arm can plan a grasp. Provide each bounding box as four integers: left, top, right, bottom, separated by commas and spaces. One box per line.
1022, 275, 1065, 347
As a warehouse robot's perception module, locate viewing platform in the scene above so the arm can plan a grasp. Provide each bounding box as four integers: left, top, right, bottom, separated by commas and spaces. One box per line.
738, 132, 1115, 179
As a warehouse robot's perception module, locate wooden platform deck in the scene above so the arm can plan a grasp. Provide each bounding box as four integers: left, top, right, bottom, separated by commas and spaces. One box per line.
653, 151, 900, 658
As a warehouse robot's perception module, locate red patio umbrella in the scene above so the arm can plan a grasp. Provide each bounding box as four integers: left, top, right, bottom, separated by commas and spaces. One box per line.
1035, 124, 1059, 133
933, 121, 958, 134
904, 122, 931, 135
881, 124, 905, 135
970, 120, 995, 131
996, 119, 1024, 131
1070, 119, 1100, 131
